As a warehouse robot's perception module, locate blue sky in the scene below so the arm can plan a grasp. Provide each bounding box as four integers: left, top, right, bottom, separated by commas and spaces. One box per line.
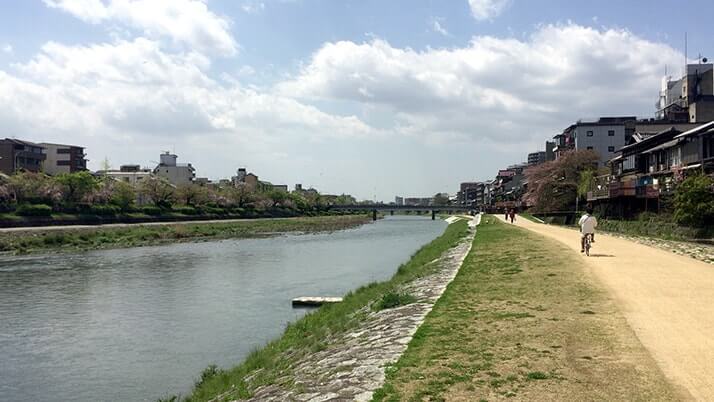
0, 0, 711, 200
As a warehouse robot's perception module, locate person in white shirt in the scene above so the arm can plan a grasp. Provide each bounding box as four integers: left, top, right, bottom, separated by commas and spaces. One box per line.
578, 207, 598, 253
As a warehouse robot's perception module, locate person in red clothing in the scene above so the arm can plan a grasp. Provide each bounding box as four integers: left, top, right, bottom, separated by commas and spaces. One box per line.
509, 209, 516, 223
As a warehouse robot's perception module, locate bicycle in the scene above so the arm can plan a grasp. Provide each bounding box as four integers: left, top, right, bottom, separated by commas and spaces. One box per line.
583, 233, 593, 256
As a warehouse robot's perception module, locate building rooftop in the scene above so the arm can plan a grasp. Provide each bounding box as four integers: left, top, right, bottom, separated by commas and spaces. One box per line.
38, 142, 84, 148
2, 138, 44, 147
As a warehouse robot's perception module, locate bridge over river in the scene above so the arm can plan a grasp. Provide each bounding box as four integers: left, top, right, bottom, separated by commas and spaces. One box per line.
329, 204, 477, 220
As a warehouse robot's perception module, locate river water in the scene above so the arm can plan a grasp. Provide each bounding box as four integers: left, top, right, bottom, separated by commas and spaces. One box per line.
0, 216, 446, 402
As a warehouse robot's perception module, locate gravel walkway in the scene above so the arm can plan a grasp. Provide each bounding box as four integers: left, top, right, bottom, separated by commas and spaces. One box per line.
603, 232, 714, 265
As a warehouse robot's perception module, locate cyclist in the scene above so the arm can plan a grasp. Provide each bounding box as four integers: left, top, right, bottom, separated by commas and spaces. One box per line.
579, 207, 597, 253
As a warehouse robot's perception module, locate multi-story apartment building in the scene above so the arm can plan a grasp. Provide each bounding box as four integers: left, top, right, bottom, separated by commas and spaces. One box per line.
153, 152, 195, 185
0, 138, 46, 174
657, 63, 714, 123
527, 151, 546, 166
458, 182, 481, 206
40, 143, 87, 175
569, 117, 636, 167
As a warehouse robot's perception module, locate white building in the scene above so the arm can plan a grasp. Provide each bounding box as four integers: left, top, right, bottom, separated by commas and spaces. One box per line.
99, 165, 153, 185
153, 152, 195, 185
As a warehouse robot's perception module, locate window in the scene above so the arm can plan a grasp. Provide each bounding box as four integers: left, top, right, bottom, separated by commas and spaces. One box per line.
587, 146, 593, 150
608, 146, 615, 152
57, 148, 71, 154
57, 160, 71, 166
608, 130, 615, 137
587, 131, 594, 137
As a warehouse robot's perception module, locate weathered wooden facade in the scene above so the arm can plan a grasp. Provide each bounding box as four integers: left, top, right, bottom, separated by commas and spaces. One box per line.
588, 121, 714, 216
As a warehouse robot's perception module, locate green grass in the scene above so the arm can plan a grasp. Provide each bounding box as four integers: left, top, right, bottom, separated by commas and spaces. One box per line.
0, 215, 372, 255
372, 215, 678, 401
180, 220, 470, 402
375, 292, 418, 310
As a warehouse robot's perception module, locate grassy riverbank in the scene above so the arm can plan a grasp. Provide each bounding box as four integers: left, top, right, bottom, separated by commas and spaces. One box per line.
175, 220, 469, 402
373, 216, 677, 401
0, 215, 372, 255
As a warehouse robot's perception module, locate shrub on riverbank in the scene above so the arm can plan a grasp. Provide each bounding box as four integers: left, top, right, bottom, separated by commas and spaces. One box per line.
674, 173, 714, 228
182, 220, 469, 402
376, 292, 417, 310
16, 204, 53, 216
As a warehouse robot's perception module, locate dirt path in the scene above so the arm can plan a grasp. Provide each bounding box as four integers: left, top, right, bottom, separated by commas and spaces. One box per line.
503, 215, 714, 401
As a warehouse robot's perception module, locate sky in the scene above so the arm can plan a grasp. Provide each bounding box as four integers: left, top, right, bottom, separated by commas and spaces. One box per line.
0, 0, 712, 201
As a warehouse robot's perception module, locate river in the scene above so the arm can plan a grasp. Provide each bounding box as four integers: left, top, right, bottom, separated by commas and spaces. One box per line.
0, 216, 447, 402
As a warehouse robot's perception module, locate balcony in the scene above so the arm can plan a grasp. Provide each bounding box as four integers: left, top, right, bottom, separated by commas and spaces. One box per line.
635, 184, 660, 199
587, 175, 611, 201
608, 179, 636, 198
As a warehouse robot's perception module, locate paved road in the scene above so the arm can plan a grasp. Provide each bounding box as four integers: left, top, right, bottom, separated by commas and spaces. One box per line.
500, 215, 713, 401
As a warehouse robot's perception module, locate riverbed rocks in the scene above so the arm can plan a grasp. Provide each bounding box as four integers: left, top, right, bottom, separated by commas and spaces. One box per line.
238, 218, 477, 402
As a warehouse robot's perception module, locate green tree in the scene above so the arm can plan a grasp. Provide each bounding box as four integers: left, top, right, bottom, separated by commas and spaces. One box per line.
139, 176, 175, 209
0, 175, 11, 208
334, 194, 356, 205
674, 173, 714, 227
177, 184, 209, 207
433, 193, 449, 206
577, 169, 595, 200
100, 156, 112, 172
110, 180, 136, 211
7, 171, 64, 206
287, 192, 309, 211
56, 171, 99, 203
266, 190, 288, 208
303, 191, 322, 209
226, 185, 256, 208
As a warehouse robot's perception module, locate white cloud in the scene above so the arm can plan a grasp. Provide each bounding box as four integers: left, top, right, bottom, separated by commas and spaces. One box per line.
431, 19, 449, 36
277, 24, 683, 143
0, 13, 690, 198
468, 0, 511, 21
44, 0, 237, 56
241, 1, 265, 14
0, 36, 373, 160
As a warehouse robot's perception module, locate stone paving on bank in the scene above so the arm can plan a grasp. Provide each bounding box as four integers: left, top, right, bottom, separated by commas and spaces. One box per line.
237, 216, 478, 402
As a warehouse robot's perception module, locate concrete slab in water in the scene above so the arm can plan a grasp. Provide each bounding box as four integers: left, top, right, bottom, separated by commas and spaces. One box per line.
292, 297, 343, 307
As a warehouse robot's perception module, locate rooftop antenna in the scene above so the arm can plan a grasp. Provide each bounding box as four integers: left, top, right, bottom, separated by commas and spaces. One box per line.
685, 32, 688, 70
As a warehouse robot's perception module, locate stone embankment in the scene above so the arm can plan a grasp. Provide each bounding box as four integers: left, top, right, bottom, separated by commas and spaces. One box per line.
239, 216, 479, 402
